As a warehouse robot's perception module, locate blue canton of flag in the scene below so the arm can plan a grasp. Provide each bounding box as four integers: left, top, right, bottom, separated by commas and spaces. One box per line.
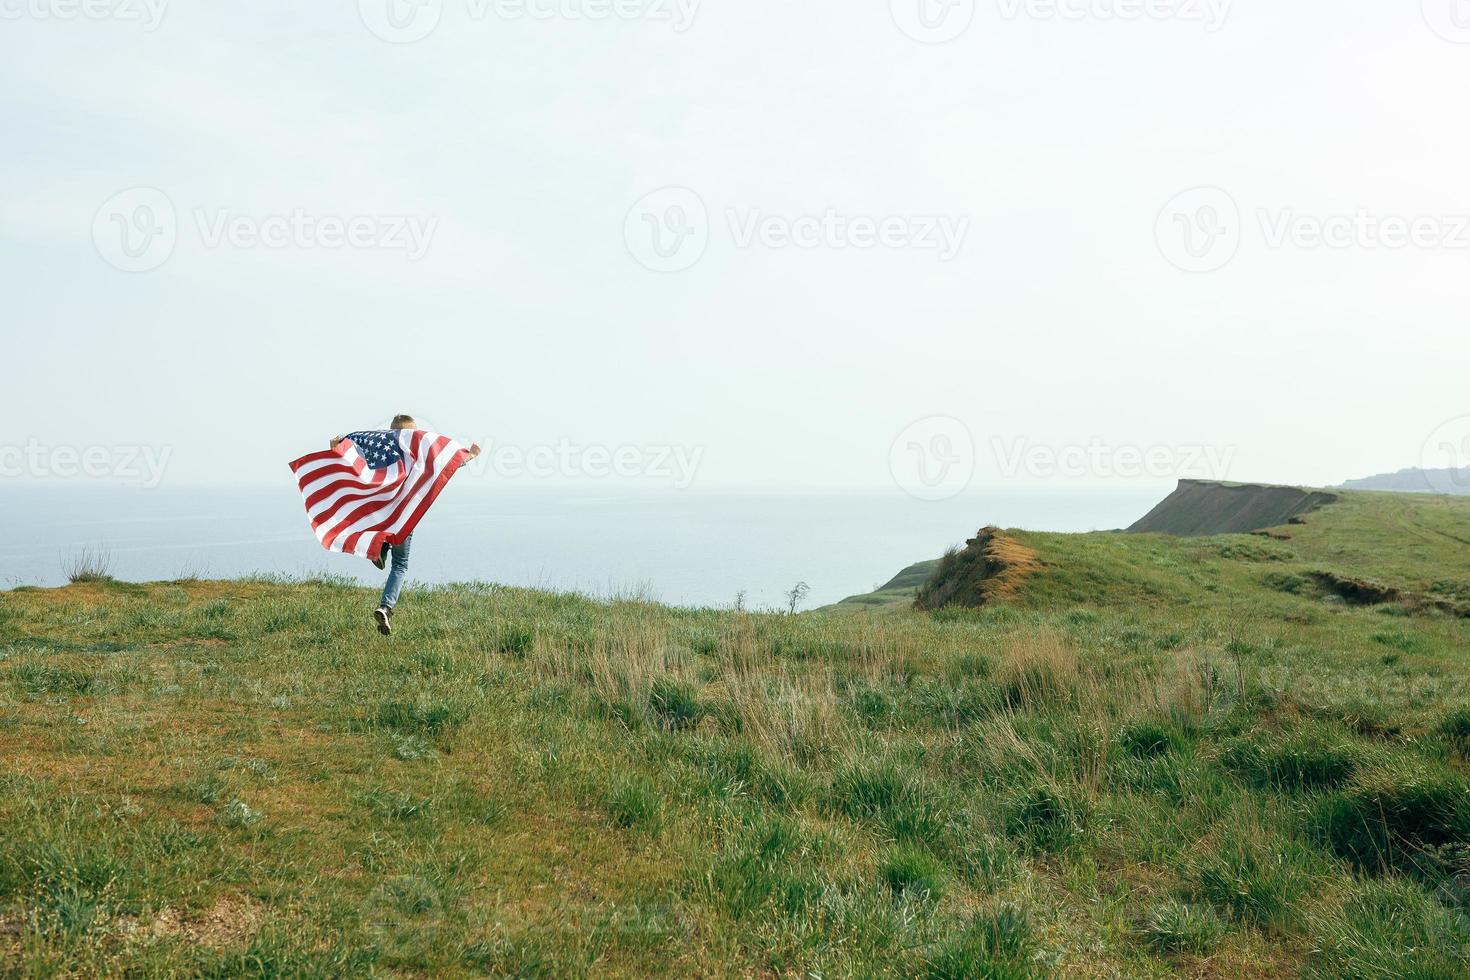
344, 431, 405, 470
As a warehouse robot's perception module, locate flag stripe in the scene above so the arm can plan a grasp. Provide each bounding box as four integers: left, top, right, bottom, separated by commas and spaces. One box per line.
287, 429, 469, 562
335, 433, 454, 554
322, 431, 433, 550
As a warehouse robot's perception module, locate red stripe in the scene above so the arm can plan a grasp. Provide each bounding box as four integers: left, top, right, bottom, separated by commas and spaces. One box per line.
321, 440, 420, 550
365, 432, 449, 544
287, 448, 341, 471
290, 430, 468, 559
322, 431, 439, 551
385, 446, 469, 545
350, 434, 460, 550
302, 465, 400, 513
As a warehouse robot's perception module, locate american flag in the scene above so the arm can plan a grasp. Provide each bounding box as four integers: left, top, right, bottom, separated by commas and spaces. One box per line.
288, 429, 471, 561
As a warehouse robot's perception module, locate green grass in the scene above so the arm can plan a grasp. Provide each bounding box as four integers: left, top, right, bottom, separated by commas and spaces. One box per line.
1, 489, 1469, 974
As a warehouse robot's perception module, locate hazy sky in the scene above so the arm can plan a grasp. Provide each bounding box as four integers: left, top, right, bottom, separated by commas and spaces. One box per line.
4, 0, 1468, 492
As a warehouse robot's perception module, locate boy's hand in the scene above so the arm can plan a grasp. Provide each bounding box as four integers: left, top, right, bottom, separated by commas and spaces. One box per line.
467, 443, 482, 459
330, 436, 344, 450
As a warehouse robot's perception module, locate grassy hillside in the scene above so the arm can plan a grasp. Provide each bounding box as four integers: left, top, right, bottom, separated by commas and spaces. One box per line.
839, 486, 1470, 613
1, 489, 1469, 976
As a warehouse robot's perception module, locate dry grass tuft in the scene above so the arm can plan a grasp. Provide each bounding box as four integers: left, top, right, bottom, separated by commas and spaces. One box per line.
724, 667, 848, 765
995, 629, 1086, 712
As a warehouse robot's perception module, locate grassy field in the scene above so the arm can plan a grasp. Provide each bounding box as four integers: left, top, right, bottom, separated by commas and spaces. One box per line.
2, 489, 1469, 977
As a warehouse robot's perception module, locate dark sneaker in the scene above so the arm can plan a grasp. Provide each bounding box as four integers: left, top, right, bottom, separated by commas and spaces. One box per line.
374, 607, 392, 635
371, 544, 389, 570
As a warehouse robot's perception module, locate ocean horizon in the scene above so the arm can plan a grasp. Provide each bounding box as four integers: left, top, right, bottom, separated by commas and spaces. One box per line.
1, 484, 1166, 610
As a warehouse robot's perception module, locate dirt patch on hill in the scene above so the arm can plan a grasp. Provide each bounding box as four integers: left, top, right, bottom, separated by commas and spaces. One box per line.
1309, 570, 1470, 618
915, 527, 1042, 610
148, 894, 264, 948
1309, 572, 1402, 606
1128, 480, 1339, 537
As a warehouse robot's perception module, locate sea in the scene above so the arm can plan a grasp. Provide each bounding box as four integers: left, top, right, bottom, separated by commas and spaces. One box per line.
0, 485, 1165, 610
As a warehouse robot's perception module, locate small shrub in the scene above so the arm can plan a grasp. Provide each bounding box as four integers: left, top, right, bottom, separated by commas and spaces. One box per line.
216, 798, 262, 829
360, 790, 432, 822
15, 665, 95, 697
880, 846, 945, 898
497, 624, 535, 656
915, 679, 1002, 728
1222, 730, 1359, 791
924, 903, 1034, 980
997, 636, 1079, 712
649, 678, 703, 731
1117, 721, 1182, 759
704, 813, 821, 920
1189, 839, 1306, 931
1437, 708, 1470, 757
392, 735, 437, 761
1305, 878, 1470, 979
1309, 772, 1470, 877
950, 653, 992, 679
63, 548, 113, 584
1372, 631, 1424, 654
1262, 571, 1312, 595
826, 761, 944, 845
1143, 900, 1226, 955
372, 698, 471, 736
1003, 784, 1083, 852
606, 776, 662, 834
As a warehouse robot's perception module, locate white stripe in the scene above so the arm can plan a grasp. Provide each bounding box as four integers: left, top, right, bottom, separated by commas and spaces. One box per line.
304, 462, 405, 522
381, 436, 463, 539
291, 442, 365, 486
294, 431, 462, 556
325, 436, 439, 548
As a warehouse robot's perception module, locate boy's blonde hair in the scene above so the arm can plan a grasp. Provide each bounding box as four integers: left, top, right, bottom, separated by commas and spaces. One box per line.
390, 415, 416, 430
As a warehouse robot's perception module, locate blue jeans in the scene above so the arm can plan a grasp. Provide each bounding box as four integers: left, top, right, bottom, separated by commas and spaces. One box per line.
378, 533, 413, 610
